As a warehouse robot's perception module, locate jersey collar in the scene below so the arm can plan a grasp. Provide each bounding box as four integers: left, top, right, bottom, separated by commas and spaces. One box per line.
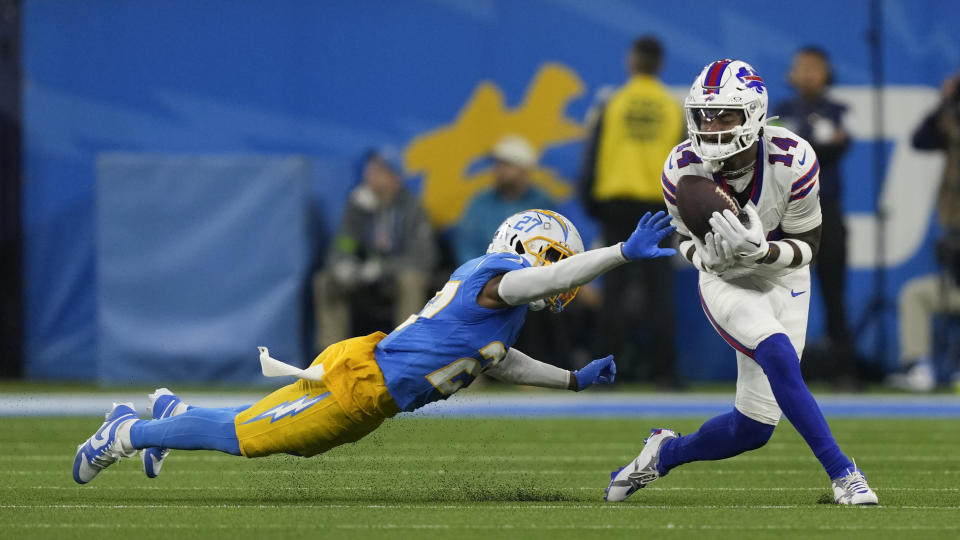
711, 142, 764, 207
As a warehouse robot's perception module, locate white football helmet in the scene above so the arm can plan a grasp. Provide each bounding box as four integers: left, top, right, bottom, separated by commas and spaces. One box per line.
684, 59, 769, 172
487, 209, 585, 312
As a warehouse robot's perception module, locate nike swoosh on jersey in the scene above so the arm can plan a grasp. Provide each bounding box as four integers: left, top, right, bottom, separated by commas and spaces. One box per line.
790, 289, 806, 297
798, 150, 807, 166
504, 257, 524, 265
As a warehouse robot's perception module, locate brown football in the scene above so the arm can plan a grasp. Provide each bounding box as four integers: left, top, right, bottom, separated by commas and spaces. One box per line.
675, 175, 740, 240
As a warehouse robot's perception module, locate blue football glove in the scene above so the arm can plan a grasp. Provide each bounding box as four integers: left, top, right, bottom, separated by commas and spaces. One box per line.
620, 211, 677, 260
573, 355, 616, 391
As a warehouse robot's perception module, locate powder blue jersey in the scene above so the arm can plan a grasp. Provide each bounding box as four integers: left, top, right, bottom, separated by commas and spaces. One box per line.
376, 252, 530, 411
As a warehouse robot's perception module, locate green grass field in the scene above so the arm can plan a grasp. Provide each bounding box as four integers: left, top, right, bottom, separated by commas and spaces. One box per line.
1, 415, 958, 539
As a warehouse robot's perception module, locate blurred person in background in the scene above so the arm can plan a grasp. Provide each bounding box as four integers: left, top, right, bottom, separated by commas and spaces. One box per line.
888, 68, 960, 392
313, 148, 437, 351
578, 36, 685, 386
773, 46, 859, 388
454, 134, 567, 368
454, 134, 554, 266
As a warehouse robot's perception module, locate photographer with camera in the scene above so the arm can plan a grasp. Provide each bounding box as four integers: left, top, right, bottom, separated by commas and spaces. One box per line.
888, 69, 960, 392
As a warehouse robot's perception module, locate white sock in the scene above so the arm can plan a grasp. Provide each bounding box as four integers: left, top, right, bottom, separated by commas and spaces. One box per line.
171, 401, 189, 416
116, 419, 137, 455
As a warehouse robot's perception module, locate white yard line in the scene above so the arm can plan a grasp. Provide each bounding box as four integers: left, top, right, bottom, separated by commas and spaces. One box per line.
3, 468, 956, 475
2, 503, 959, 510
3, 454, 958, 462
9, 485, 959, 492
0, 468, 821, 475
6, 523, 955, 532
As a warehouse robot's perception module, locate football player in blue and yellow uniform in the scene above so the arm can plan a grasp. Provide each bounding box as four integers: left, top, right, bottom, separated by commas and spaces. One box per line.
73, 209, 675, 484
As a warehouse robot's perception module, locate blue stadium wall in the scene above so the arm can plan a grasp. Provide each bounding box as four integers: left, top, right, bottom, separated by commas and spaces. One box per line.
22, 0, 960, 383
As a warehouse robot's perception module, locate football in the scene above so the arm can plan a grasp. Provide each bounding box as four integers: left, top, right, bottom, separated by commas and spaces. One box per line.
675, 175, 741, 240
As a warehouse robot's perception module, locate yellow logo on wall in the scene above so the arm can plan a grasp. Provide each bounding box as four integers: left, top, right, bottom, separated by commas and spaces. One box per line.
404, 63, 586, 228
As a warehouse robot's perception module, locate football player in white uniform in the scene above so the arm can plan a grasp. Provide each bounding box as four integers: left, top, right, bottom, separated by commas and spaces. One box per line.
605, 59, 877, 505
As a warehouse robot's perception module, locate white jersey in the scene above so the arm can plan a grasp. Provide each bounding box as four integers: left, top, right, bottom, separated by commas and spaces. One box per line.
661, 125, 822, 248
661, 126, 822, 425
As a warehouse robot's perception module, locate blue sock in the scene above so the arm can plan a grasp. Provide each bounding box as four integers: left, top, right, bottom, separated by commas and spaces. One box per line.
129, 406, 247, 456
657, 408, 774, 475
753, 333, 853, 479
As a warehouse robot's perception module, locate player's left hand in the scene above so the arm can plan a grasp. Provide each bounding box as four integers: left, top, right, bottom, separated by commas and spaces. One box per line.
573, 355, 616, 391
709, 206, 768, 262
621, 211, 677, 260
693, 231, 736, 274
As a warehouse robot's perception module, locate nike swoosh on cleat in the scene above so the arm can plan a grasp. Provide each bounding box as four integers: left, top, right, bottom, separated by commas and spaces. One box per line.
150, 454, 163, 471
90, 427, 111, 450
790, 289, 806, 297
798, 150, 807, 166
159, 400, 177, 419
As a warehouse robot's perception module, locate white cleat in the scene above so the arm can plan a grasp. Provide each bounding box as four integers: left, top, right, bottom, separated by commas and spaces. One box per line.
832, 463, 879, 505
604, 428, 678, 502
73, 402, 138, 484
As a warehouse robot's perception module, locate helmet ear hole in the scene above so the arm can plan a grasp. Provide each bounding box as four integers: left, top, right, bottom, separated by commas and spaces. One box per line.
515, 242, 526, 256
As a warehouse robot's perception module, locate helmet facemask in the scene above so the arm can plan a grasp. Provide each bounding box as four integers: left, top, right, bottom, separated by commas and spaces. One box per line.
521, 236, 579, 313
685, 101, 763, 172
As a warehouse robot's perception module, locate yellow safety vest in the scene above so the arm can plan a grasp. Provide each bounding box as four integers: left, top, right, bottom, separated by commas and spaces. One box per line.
594, 75, 684, 202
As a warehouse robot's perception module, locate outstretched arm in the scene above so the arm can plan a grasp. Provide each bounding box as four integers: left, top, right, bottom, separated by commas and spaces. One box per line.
477, 211, 676, 308
485, 348, 616, 391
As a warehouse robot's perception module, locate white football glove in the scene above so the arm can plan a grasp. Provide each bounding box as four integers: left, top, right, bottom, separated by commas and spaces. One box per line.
709, 206, 768, 263
693, 231, 736, 275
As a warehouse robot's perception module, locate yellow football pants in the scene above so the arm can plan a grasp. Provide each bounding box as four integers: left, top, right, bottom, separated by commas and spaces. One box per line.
235, 332, 399, 458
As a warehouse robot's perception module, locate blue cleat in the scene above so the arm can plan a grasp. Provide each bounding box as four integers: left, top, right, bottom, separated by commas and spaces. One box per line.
73, 402, 139, 484
604, 428, 678, 502
141, 388, 185, 478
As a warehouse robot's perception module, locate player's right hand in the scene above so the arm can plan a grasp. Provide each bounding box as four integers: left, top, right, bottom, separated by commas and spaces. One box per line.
693, 232, 736, 274
621, 211, 677, 260
710, 206, 768, 262
573, 355, 616, 391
